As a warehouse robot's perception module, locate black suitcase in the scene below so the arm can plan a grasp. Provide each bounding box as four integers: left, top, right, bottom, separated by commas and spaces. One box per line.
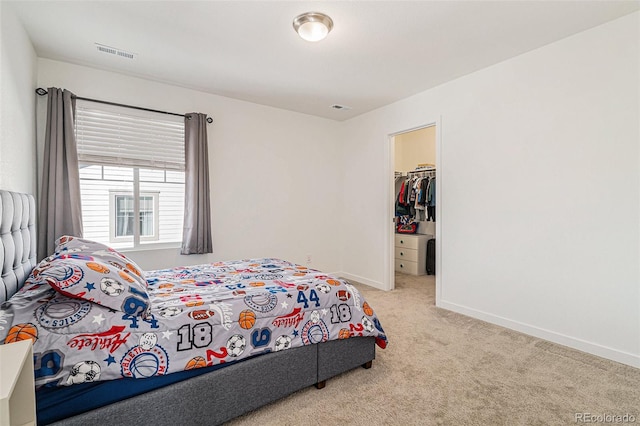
426, 238, 436, 275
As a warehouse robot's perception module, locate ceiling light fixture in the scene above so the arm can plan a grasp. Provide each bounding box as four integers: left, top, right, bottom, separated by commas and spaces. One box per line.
293, 12, 333, 42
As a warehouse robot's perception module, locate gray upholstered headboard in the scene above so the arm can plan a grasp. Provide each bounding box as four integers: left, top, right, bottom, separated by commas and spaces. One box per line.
0, 190, 37, 303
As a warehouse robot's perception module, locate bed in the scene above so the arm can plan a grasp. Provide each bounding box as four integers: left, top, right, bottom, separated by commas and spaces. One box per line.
0, 190, 387, 425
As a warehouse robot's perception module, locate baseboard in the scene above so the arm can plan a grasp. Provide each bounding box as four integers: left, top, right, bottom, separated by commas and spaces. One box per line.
438, 299, 640, 369
334, 271, 385, 291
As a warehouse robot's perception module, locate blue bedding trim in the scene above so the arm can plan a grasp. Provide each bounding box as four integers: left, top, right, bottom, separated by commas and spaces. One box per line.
36, 362, 229, 425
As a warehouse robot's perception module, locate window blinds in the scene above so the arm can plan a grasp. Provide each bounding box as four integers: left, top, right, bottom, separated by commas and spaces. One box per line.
75, 103, 185, 171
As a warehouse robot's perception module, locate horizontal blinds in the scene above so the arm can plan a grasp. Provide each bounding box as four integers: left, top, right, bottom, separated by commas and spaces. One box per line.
75, 103, 185, 171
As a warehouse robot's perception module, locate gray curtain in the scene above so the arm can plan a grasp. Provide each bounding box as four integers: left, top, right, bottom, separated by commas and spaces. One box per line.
37, 88, 83, 260
181, 113, 212, 254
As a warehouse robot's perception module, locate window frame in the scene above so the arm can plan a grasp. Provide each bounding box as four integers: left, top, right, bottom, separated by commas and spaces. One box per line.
109, 189, 160, 244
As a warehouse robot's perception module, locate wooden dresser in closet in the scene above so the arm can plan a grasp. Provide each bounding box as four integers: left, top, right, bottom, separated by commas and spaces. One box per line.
395, 234, 429, 275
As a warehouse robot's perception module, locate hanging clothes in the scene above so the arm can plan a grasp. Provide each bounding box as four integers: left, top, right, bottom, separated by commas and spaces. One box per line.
427, 177, 436, 221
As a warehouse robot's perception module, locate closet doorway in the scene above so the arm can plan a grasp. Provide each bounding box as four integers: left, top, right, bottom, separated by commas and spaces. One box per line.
388, 122, 440, 298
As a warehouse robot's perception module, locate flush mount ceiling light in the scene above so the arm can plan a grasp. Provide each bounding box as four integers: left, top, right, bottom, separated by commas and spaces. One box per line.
293, 12, 333, 42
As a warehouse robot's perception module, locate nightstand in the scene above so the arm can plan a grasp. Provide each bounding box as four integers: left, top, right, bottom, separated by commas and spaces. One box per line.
0, 340, 36, 426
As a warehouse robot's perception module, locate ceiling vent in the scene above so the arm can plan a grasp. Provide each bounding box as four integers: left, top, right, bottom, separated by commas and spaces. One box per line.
95, 43, 136, 60
331, 104, 351, 111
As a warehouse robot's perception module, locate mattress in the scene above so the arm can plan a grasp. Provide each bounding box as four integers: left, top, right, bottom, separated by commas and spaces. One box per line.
0, 237, 387, 389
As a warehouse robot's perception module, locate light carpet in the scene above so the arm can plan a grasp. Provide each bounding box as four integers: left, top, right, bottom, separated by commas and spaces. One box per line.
227, 273, 639, 425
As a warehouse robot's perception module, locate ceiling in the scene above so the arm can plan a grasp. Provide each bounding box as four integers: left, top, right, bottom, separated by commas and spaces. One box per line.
5, 1, 639, 121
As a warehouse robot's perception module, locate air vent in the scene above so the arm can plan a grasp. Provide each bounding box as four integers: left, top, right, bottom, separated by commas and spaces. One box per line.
95, 43, 136, 60
331, 104, 351, 111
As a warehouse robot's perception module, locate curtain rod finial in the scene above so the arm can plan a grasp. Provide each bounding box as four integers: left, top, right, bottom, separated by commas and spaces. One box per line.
206, 117, 213, 124
35, 88, 48, 96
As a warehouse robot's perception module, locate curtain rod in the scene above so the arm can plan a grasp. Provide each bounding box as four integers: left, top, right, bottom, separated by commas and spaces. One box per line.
35, 88, 213, 124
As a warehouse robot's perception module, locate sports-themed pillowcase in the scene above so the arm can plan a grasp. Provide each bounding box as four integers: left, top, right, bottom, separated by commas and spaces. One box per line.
37, 256, 151, 317
53, 236, 146, 283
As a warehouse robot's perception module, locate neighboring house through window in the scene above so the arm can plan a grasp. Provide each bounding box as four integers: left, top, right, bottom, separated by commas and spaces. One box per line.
75, 101, 185, 250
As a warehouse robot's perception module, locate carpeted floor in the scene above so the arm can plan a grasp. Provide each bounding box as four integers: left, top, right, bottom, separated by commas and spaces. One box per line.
227, 273, 640, 425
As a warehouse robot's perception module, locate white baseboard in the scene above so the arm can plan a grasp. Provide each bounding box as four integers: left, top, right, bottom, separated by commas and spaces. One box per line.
438, 299, 640, 369
333, 271, 386, 290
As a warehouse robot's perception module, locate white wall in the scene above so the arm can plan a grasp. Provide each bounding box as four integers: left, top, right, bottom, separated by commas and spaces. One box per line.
37, 59, 343, 272
341, 13, 640, 367
0, 4, 38, 194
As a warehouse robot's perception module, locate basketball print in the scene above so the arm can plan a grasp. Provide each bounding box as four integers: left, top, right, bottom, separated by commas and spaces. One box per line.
338, 328, 350, 339
185, 356, 207, 370
128, 352, 160, 378
36, 297, 92, 328
4, 323, 38, 344
41, 264, 84, 289
121, 345, 169, 379
363, 302, 374, 316
226, 334, 246, 357
118, 270, 135, 283
238, 309, 256, 329
67, 361, 101, 385
326, 279, 341, 286
100, 277, 125, 296
87, 262, 110, 274
244, 292, 278, 313
301, 320, 329, 345
126, 263, 142, 277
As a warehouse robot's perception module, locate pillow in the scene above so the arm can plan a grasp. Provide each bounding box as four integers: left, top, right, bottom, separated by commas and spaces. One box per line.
37, 256, 150, 317
54, 236, 146, 282
30, 236, 150, 316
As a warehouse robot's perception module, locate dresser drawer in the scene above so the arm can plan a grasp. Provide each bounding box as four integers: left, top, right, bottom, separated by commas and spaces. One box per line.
394, 234, 429, 250
395, 248, 419, 262
395, 259, 421, 275
395, 234, 422, 249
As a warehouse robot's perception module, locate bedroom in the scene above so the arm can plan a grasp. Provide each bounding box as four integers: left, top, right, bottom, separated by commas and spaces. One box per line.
0, 1, 638, 424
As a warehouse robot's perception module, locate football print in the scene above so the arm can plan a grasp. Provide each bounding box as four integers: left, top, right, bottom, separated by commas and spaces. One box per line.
188, 310, 215, 320
336, 289, 351, 302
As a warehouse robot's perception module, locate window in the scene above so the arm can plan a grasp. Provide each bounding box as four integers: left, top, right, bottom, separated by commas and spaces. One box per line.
75, 102, 185, 250
110, 192, 159, 242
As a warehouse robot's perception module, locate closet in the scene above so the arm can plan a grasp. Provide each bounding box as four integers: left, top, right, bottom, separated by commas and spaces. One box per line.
393, 126, 436, 276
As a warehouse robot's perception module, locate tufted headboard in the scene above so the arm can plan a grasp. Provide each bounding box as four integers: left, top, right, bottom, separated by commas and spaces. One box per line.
0, 191, 37, 303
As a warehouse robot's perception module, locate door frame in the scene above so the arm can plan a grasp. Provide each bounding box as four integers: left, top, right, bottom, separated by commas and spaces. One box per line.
386, 117, 442, 303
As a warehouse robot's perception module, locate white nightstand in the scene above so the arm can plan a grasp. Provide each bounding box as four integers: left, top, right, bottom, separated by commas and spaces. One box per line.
0, 340, 36, 426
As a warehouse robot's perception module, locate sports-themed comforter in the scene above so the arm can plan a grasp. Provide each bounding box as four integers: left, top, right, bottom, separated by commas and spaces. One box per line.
0, 237, 387, 388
